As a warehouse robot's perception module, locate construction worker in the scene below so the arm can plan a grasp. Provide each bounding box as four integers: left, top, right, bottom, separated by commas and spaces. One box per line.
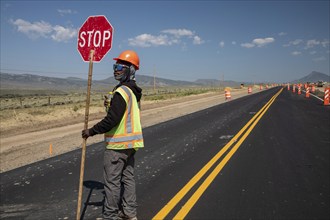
82, 50, 144, 220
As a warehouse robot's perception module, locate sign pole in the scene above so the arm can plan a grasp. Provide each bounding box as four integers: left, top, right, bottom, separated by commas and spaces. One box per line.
76, 49, 94, 220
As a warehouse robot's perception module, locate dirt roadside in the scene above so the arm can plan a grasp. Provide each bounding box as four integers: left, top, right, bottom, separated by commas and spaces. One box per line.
0, 88, 258, 173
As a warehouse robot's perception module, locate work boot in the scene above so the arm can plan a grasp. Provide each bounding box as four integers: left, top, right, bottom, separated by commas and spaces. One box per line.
118, 211, 137, 220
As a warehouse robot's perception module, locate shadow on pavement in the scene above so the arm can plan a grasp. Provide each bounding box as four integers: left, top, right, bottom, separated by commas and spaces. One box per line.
80, 180, 104, 220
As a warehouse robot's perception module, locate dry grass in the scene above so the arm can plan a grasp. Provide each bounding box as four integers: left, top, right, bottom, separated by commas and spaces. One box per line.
0, 86, 235, 137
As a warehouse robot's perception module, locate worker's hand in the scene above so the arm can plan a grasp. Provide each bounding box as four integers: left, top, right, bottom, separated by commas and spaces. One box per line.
104, 95, 110, 107
82, 129, 91, 139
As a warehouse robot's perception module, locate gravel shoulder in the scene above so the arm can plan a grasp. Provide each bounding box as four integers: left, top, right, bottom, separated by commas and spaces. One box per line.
0, 88, 256, 173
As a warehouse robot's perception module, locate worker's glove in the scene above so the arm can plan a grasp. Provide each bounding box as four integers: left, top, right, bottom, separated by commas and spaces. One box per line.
82, 129, 91, 139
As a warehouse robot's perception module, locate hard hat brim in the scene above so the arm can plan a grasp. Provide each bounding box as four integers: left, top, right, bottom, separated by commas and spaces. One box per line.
113, 58, 139, 70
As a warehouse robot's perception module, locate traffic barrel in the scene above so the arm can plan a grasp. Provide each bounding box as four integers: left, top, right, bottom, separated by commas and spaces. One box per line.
287, 83, 290, 90
311, 85, 315, 92
293, 84, 296, 93
225, 90, 231, 100
324, 88, 330, 106
305, 87, 310, 98
248, 87, 252, 94
298, 86, 301, 95
260, 85, 263, 90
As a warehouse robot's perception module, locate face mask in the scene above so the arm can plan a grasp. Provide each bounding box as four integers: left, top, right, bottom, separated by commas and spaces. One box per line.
113, 63, 136, 82
114, 68, 130, 82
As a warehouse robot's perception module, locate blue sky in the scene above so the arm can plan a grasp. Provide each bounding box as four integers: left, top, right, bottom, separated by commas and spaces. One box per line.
1, 0, 329, 83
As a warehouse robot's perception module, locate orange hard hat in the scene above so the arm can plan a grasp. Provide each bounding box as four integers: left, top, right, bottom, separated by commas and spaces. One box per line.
113, 50, 140, 70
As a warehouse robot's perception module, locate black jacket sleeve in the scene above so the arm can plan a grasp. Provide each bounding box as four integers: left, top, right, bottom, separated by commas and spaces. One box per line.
89, 92, 126, 135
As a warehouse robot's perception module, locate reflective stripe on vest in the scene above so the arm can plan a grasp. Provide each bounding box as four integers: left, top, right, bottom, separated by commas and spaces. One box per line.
104, 86, 144, 150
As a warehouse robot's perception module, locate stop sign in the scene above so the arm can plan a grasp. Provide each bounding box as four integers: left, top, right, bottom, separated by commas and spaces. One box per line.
77, 15, 114, 62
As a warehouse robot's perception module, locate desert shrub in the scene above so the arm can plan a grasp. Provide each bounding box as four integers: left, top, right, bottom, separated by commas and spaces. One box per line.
147, 95, 166, 101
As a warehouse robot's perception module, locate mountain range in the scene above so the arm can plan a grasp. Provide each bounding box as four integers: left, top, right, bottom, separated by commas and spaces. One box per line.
0, 73, 241, 92
290, 71, 329, 83
0, 71, 329, 93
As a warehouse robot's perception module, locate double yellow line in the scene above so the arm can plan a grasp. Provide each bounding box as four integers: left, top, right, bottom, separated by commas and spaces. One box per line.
152, 88, 283, 220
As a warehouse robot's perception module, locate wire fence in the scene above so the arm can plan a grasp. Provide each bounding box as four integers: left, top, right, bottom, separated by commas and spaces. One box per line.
0, 94, 104, 110
0, 87, 224, 110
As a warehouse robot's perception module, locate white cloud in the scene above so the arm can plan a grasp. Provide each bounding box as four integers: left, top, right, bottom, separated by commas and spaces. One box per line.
284, 39, 328, 51
291, 51, 302, 56
278, 32, 287, 36
292, 39, 303, 45
129, 28, 204, 47
284, 39, 329, 58
219, 41, 225, 48
10, 19, 52, 39
51, 25, 77, 42
193, 36, 204, 45
241, 43, 255, 48
128, 34, 174, 47
305, 39, 320, 49
10, 18, 77, 42
241, 37, 275, 48
321, 39, 330, 48
283, 39, 303, 47
252, 37, 275, 47
57, 9, 77, 16
161, 29, 194, 37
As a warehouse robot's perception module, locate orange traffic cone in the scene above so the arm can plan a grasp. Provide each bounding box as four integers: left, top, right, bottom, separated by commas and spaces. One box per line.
305, 87, 310, 98
324, 88, 330, 105
225, 90, 231, 100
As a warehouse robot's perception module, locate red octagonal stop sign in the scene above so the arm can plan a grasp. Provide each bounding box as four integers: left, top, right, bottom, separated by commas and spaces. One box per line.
77, 15, 114, 62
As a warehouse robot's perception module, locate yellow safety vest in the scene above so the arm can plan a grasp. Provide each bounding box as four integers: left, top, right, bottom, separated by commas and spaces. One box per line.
104, 85, 144, 150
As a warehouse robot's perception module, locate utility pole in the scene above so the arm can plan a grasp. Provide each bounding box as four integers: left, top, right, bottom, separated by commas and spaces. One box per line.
219, 74, 222, 88
153, 65, 156, 93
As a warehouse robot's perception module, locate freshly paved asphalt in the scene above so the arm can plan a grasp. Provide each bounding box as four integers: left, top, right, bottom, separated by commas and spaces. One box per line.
1, 87, 329, 220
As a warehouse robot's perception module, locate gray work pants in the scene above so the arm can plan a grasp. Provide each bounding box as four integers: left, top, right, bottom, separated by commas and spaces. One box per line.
103, 149, 137, 220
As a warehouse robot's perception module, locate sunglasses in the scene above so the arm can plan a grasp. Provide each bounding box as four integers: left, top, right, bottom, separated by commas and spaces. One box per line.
113, 63, 129, 71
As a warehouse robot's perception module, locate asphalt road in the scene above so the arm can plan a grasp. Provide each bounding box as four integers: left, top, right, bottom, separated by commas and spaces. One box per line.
1, 87, 329, 220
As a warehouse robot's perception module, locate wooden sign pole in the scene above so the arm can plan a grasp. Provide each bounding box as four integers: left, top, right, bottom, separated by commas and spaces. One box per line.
76, 49, 94, 220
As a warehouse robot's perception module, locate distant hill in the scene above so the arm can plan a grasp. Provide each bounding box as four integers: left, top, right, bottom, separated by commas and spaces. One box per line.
0, 73, 113, 92
291, 71, 330, 83
195, 79, 240, 87
98, 75, 197, 87
99, 75, 242, 87
0, 72, 242, 93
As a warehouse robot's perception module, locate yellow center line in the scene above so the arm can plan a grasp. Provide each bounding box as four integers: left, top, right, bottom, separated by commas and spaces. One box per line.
152, 88, 283, 220
173, 88, 283, 219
